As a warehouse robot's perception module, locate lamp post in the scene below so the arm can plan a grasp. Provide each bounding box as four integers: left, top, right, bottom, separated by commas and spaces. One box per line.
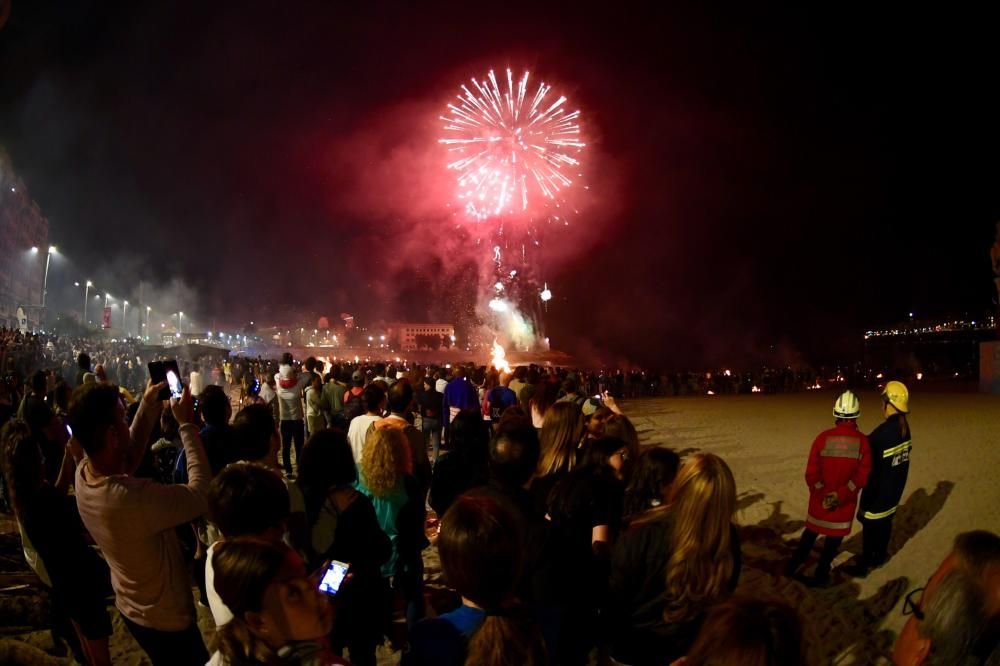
123, 300, 129, 336
41, 246, 56, 308
178, 311, 184, 335
146, 306, 151, 338
83, 280, 93, 323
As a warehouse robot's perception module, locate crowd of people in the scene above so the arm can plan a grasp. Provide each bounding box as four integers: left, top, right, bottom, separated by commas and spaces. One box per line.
0, 334, 997, 665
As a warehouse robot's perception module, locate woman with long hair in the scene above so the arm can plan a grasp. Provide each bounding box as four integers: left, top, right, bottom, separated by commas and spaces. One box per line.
537, 402, 585, 477
403, 495, 546, 666
609, 453, 741, 665
603, 414, 641, 482
541, 437, 626, 665
622, 448, 681, 523
211, 537, 345, 665
358, 427, 428, 631
296, 429, 390, 666
530, 401, 584, 517
528, 380, 560, 430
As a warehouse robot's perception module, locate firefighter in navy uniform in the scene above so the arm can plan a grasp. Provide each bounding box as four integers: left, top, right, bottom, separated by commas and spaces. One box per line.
785, 390, 872, 587
844, 380, 911, 578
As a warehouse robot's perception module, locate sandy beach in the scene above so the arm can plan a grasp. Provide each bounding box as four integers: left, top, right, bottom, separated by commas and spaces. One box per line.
3, 389, 999, 665
626, 389, 1000, 665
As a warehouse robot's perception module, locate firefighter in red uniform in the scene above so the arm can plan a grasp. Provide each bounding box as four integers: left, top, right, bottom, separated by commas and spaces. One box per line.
785, 390, 872, 586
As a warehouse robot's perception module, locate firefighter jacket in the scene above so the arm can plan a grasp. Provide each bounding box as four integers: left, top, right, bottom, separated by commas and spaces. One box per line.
858, 414, 911, 521
804, 421, 872, 537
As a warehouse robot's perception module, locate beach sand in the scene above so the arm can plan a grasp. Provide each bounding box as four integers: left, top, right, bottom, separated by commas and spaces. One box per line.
626, 389, 1000, 665
3, 389, 998, 665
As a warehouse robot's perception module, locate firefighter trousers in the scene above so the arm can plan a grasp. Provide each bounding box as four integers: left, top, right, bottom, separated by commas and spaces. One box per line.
789, 528, 843, 577
859, 514, 894, 567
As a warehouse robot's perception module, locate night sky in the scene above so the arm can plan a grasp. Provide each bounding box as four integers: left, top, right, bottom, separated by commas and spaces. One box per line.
1, 2, 998, 368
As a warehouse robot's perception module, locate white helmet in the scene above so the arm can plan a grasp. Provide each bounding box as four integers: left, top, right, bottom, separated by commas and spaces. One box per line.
833, 390, 860, 419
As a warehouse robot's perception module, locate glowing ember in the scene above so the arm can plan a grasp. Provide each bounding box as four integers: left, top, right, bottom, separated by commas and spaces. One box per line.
440, 68, 586, 221
491, 340, 511, 374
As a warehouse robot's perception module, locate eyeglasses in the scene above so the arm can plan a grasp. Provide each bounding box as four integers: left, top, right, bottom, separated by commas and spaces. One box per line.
902, 587, 925, 621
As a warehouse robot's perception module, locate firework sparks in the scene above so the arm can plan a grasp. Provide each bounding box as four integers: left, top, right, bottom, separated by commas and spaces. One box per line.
440, 68, 586, 221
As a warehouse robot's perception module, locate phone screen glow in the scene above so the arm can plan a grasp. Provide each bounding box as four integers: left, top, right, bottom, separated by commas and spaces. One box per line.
318, 562, 348, 595
166, 370, 183, 398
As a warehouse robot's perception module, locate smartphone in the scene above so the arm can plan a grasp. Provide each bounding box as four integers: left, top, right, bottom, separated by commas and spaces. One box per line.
164, 360, 183, 400
317, 560, 349, 596
148, 361, 170, 400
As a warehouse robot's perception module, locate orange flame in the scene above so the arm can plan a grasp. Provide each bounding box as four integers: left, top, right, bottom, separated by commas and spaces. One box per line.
491, 339, 511, 374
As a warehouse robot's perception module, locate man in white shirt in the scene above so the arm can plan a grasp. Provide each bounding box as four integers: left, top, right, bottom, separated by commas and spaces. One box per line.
346, 384, 386, 463
188, 363, 204, 397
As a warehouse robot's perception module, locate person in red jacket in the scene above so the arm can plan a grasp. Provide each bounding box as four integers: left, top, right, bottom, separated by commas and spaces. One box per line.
785, 390, 872, 587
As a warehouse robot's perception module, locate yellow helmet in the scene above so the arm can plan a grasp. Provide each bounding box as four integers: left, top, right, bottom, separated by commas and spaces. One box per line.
882, 380, 909, 414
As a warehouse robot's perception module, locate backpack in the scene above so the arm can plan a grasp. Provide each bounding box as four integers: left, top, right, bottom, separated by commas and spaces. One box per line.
343, 389, 365, 423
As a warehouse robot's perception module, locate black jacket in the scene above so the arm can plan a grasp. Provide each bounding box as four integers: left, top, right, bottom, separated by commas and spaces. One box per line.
608, 509, 741, 665
858, 414, 911, 520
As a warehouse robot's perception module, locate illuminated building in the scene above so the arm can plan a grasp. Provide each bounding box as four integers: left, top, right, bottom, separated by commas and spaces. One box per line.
386, 323, 456, 351
0, 149, 49, 329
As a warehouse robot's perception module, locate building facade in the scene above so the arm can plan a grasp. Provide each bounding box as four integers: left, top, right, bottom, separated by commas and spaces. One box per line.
386, 322, 455, 351
0, 150, 48, 330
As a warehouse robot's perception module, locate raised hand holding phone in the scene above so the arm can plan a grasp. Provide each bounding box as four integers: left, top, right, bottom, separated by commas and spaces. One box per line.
142, 378, 169, 406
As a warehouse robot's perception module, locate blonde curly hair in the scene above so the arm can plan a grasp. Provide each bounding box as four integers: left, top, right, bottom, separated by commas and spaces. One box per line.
360, 427, 412, 497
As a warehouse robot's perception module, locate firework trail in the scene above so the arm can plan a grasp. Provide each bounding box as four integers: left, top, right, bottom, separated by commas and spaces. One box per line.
438, 68, 586, 350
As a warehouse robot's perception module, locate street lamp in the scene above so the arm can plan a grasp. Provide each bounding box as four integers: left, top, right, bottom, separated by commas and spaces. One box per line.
82, 280, 93, 323
123, 300, 129, 335
145, 306, 151, 335
178, 311, 184, 335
